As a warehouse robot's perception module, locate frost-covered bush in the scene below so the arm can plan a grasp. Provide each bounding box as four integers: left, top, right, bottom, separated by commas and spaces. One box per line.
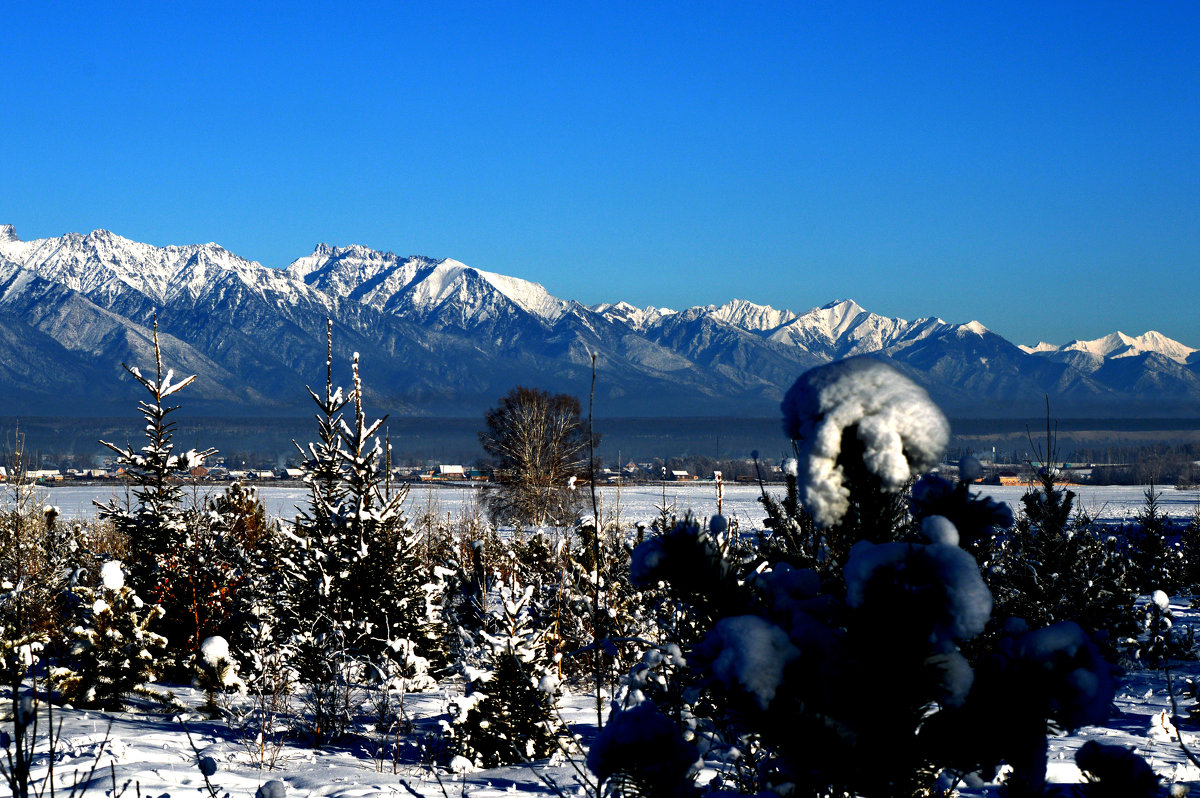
0, 454, 76, 691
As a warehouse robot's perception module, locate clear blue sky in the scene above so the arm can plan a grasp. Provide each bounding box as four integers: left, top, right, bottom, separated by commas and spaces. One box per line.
5, 2, 1198, 346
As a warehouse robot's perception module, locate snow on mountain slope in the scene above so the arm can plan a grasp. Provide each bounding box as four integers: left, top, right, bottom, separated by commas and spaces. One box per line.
591, 301, 676, 330
0, 227, 324, 310
1018, 342, 1060, 355
1021, 331, 1197, 365
287, 244, 570, 325
706, 299, 797, 332
762, 299, 943, 359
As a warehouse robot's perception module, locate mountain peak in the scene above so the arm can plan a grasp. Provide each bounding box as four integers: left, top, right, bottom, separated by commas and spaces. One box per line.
708, 298, 797, 332
1035, 330, 1197, 365
821, 298, 863, 312
0, 224, 17, 242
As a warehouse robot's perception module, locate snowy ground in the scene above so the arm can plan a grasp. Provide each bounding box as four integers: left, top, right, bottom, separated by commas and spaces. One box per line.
8, 681, 605, 797
10, 599, 1200, 797
44, 481, 1200, 528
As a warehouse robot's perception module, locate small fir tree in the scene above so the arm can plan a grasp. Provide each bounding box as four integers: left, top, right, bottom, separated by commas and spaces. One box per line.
984, 459, 1137, 649
96, 317, 216, 593
1182, 503, 1200, 596
335, 352, 439, 671
1128, 482, 1183, 594
53, 561, 168, 710
447, 583, 564, 769
95, 317, 219, 671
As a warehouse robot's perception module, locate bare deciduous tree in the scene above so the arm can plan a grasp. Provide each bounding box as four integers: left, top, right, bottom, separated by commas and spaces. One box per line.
479, 387, 594, 527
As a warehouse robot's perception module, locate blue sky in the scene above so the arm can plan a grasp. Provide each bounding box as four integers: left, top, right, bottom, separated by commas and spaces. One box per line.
5, 2, 1198, 346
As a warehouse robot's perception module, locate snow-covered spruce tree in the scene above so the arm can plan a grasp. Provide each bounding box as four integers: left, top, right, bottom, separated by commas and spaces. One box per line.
95, 317, 219, 670
596, 358, 1136, 798
1127, 482, 1183, 594
288, 331, 439, 743
337, 353, 439, 673
1183, 503, 1200, 596
286, 325, 357, 746
446, 582, 564, 769
53, 560, 168, 710
983, 455, 1137, 650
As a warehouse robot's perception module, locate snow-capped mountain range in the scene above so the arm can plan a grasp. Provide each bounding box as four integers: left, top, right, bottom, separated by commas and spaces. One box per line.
0, 224, 1197, 418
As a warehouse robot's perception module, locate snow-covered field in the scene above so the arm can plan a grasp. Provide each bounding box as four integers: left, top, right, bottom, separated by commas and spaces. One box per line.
12, 599, 1200, 797
44, 481, 1200, 527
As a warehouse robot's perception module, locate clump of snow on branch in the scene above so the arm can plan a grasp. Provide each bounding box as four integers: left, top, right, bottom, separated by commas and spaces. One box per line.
200, 635, 231, 669
844, 537, 992, 649
200, 635, 246, 692
693, 615, 800, 710
921, 515, 960, 546
1011, 620, 1116, 729
781, 357, 949, 527
100, 560, 125, 591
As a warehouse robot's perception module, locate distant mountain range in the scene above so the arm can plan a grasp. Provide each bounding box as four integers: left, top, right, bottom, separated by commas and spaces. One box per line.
0, 224, 1197, 419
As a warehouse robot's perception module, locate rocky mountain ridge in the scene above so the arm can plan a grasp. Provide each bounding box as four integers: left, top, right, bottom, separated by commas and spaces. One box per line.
0, 225, 1196, 418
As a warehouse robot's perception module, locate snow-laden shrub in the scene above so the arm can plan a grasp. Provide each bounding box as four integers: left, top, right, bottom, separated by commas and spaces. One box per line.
927, 619, 1119, 798
599, 359, 1127, 798
1075, 740, 1159, 798
194, 634, 246, 716
587, 701, 699, 798
844, 538, 992, 651
781, 357, 948, 529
